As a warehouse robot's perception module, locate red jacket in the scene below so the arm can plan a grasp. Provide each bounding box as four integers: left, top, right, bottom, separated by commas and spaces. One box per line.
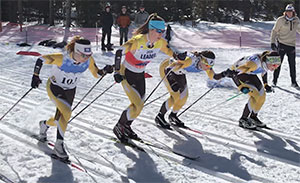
117, 13, 131, 28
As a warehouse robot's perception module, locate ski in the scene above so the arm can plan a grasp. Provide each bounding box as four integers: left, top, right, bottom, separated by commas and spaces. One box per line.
110, 137, 145, 152
172, 124, 203, 135
274, 86, 300, 98
132, 138, 200, 160
31, 135, 86, 172
0, 173, 14, 183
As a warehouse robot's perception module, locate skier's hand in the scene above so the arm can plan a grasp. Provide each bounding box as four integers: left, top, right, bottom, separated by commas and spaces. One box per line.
271, 43, 278, 51
221, 69, 237, 78
114, 72, 124, 83
265, 84, 274, 93
103, 65, 114, 74
173, 51, 187, 60
31, 75, 42, 88
240, 87, 250, 94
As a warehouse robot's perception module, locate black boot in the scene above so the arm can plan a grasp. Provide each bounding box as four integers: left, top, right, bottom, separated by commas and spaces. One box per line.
155, 113, 171, 129
250, 113, 266, 127
169, 112, 185, 127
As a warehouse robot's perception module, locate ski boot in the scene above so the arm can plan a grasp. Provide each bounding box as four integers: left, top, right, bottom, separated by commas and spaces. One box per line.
155, 113, 171, 129
291, 82, 300, 90
54, 139, 69, 160
123, 124, 141, 141
39, 120, 49, 141
113, 123, 128, 143
169, 112, 185, 127
239, 117, 256, 130
249, 116, 266, 128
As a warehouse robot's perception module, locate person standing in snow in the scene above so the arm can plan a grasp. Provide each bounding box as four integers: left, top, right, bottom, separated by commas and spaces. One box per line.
134, 4, 149, 27
31, 36, 114, 159
155, 50, 220, 129
270, 4, 300, 89
100, 3, 114, 51
112, 13, 180, 142
216, 51, 281, 129
116, 6, 131, 46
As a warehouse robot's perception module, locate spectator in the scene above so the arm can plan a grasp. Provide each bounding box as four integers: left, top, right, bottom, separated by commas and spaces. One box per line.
100, 3, 114, 51
117, 6, 131, 46
134, 4, 149, 27
270, 4, 300, 89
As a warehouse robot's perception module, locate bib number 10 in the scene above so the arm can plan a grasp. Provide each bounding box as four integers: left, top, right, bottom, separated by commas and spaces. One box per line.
61, 77, 77, 85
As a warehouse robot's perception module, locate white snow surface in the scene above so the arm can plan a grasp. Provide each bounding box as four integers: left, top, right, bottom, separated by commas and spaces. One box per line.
0, 21, 300, 183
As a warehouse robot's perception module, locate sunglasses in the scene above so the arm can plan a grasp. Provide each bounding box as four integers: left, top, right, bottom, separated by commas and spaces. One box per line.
266, 56, 281, 65
155, 29, 165, 33
76, 51, 91, 59
201, 57, 214, 67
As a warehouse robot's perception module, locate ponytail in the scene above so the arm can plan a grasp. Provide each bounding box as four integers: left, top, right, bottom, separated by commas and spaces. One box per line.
66, 36, 82, 53
133, 13, 165, 35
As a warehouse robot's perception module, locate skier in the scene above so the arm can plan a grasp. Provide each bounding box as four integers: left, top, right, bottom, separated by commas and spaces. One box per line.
31, 36, 114, 159
216, 51, 281, 129
155, 50, 219, 129
112, 13, 180, 142
271, 4, 300, 89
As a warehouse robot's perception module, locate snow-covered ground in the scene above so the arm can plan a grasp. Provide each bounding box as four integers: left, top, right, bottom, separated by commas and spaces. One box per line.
0, 21, 300, 183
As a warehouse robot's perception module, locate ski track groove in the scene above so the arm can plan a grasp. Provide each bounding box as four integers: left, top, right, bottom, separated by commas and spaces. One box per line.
1, 67, 298, 182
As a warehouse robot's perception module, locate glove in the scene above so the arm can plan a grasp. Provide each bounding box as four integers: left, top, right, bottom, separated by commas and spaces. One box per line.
174, 51, 187, 60
265, 84, 274, 93
103, 65, 114, 74
114, 72, 124, 83
31, 75, 42, 88
240, 87, 250, 94
221, 69, 236, 78
170, 82, 180, 92
271, 43, 277, 51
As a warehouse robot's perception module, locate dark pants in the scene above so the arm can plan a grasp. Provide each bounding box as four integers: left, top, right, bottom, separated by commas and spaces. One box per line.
101, 28, 112, 48
118, 69, 145, 126
119, 27, 128, 46
234, 74, 264, 119
50, 83, 76, 140
273, 42, 296, 84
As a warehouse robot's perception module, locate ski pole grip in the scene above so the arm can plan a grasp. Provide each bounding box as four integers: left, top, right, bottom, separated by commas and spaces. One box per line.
114, 49, 122, 71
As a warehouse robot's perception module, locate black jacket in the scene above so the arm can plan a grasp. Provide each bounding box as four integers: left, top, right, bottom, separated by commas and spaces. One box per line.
101, 11, 113, 30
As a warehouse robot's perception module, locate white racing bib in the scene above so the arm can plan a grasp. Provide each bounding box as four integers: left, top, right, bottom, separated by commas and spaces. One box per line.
50, 66, 81, 89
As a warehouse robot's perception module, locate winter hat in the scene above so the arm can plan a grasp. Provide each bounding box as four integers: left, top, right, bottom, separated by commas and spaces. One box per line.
285, 4, 295, 11
105, 2, 111, 8
200, 50, 215, 66
74, 39, 92, 56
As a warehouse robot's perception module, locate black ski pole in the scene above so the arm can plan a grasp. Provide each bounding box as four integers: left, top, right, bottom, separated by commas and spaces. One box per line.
178, 87, 214, 117
144, 69, 173, 103
0, 88, 33, 121
68, 82, 115, 123
72, 75, 105, 111
144, 92, 168, 107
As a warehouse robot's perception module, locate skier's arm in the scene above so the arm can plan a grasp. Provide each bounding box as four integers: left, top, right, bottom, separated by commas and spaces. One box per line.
88, 57, 113, 78
31, 53, 63, 88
